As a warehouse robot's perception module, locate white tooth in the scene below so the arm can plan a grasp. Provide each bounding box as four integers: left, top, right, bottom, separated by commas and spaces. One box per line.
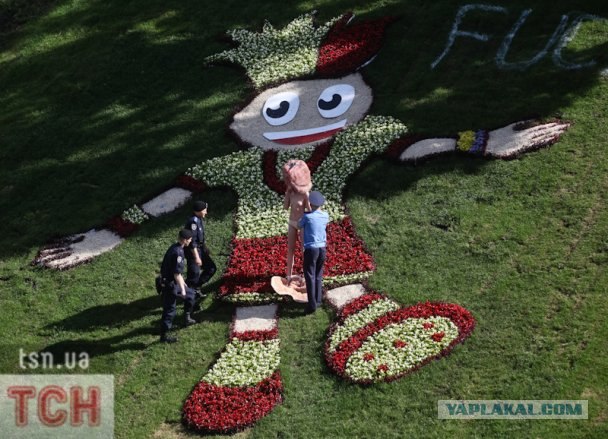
263, 119, 347, 140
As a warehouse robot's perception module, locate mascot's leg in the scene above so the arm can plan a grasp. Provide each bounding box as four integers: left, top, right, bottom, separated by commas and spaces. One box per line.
182, 305, 283, 433
324, 284, 476, 383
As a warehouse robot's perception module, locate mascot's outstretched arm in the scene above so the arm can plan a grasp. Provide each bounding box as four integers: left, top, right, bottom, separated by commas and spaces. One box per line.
395, 120, 570, 163
33, 151, 248, 270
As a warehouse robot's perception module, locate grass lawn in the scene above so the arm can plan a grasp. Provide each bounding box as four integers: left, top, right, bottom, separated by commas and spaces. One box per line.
1, 0, 607, 437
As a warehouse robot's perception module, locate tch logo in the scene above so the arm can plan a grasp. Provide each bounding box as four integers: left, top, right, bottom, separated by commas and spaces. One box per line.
0, 375, 113, 438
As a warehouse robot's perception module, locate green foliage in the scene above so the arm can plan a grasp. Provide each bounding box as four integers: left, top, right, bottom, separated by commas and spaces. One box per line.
1, 1, 607, 438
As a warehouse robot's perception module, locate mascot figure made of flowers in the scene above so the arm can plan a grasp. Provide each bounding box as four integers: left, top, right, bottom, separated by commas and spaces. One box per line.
35, 12, 570, 433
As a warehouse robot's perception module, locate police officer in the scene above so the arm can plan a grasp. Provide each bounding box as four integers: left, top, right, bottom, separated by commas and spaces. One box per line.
159, 229, 197, 343
185, 201, 217, 293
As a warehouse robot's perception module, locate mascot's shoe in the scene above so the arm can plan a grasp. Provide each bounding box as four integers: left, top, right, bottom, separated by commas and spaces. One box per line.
182, 304, 282, 434
324, 284, 476, 383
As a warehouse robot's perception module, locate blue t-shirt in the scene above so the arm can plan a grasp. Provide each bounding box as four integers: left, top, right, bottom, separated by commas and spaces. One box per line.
298, 209, 329, 249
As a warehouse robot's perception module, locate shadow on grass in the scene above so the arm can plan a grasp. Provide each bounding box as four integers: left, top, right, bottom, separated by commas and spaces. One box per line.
40, 284, 232, 359
0, 1, 606, 263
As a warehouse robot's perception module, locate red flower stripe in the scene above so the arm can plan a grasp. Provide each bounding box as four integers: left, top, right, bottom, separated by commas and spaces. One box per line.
182, 371, 283, 434
326, 302, 475, 376
176, 174, 207, 193
317, 13, 395, 77
219, 217, 375, 297
231, 328, 279, 342
305, 141, 332, 174
336, 292, 386, 322
106, 216, 138, 238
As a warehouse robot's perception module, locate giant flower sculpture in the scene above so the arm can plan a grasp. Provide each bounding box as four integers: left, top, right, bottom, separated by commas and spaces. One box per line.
34, 12, 570, 434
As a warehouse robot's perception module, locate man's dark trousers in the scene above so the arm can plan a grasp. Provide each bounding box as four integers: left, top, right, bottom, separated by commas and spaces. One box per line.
303, 247, 326, 310
160, 284, 196, 335
186, 249, 217, 289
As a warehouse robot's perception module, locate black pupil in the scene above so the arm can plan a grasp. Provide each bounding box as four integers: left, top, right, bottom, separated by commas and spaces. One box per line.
266, 101, 289, 118
318, 94, 342, 110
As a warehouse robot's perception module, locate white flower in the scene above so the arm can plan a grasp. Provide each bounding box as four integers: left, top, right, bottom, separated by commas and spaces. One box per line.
120, 205, 149, 224
344, 317, 459, 382
203, 339, 280, 387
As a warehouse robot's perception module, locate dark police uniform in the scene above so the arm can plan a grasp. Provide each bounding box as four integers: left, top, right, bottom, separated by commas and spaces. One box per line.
184, 214, 217, 289
160, 242, 196, 337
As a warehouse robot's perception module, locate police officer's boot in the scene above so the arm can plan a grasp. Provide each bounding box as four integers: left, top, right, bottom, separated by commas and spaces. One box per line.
160, 332, 178, 343
192, 289, 205, 312
184, 312, 196, 327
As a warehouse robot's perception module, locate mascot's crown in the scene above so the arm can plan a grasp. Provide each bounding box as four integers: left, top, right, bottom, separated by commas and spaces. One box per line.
206, 12, 394, 89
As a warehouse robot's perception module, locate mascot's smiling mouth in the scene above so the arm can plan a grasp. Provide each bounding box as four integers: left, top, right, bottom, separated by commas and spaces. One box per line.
263, 119, 346, 145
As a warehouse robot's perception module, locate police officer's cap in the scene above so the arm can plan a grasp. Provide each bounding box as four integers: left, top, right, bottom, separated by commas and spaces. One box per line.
309, 191, 325, 207
179, 229, 194, 240
193, 200, 207, 212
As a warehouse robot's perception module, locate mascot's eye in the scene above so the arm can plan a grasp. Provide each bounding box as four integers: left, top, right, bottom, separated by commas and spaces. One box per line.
317, 84, 355, 118
262, 92, 299, 126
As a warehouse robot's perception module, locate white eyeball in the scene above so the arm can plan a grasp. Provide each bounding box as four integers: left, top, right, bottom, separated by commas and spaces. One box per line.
317, 84, 355, 118
262, 92, 300, 126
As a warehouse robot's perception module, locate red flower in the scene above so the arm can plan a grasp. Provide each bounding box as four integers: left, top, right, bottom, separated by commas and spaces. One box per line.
431, 332, 445, 342
106, 216, 138, 237
219, 217, 375, 299
393, 340, 407, 349
317, 13, 395, 77
363, 352, 375, 362
325, 302, 475, 382
262, 145, 332, 196
176, 174, 207, 193
377, 364, 389, 373
384, 134, 427, 160
338, 292, 385, 322
231, 327, 278, 342
182, 371, 283, 434
423, 322, 434, 330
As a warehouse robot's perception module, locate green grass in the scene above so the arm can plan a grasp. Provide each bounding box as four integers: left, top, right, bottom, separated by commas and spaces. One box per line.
1, 0, 607, 438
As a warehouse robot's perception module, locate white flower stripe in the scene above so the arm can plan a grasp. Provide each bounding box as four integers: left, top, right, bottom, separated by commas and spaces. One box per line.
203, 339, 280, 387
221, 292, 293, 304
323, 271, 373, 286
328, 298, 400, 352
344, 317, 459, 382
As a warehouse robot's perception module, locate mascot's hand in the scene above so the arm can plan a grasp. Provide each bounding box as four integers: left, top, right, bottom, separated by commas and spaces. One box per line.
33, 229, 123, 270
486, 119, 570, 158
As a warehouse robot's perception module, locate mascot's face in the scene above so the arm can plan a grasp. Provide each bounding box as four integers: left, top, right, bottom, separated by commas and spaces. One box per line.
231, 72, 372, 150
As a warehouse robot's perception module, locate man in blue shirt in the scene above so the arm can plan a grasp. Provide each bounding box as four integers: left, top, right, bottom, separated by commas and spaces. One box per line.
298, 191, 329, 313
